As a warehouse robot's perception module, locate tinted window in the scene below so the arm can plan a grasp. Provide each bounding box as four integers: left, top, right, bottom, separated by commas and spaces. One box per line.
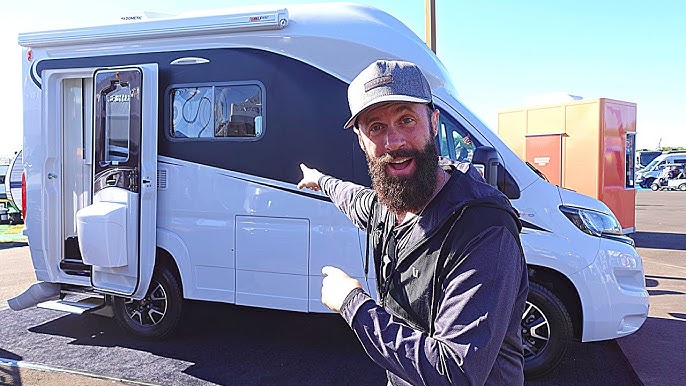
437, 110, 479, 161
170, 83, 263, 139
436, 108, 520, 198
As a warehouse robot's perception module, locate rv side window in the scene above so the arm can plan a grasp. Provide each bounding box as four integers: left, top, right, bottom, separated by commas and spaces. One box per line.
436, 109, 479, 162
170, 83, 263, 139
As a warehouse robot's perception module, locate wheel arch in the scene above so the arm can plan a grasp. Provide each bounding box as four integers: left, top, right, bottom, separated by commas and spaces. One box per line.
527, 264, 583, 341
155, 247, 183, 298
155, 228, 193, 300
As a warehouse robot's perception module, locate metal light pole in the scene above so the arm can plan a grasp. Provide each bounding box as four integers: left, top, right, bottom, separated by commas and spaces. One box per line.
425, 0, 436, 53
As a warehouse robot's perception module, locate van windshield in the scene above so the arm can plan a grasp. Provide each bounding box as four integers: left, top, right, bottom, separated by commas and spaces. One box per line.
639, 151, 661, 167
643, 157, 663, 171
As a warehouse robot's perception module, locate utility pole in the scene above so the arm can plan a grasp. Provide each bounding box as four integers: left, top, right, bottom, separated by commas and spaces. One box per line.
425, 0, 436, 53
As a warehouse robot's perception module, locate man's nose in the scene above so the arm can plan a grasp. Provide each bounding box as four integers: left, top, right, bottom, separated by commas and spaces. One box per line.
384, 125, 406, 151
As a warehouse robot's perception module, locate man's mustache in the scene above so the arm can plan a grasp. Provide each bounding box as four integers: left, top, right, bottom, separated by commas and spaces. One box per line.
377, 148, 421, 165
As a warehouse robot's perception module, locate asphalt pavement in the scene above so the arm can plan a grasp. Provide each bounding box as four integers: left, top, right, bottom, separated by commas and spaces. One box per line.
0, 190, 684, 385
617, 190, 686, 386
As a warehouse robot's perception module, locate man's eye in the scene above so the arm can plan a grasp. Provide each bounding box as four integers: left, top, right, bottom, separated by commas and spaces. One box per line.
369, 124, 383, 132
402, 117, 415, 124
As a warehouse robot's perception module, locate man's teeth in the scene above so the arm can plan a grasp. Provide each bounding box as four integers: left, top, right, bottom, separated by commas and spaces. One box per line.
389, 158, 410, 164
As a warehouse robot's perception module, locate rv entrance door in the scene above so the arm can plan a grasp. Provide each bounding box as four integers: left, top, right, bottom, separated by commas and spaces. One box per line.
76, 66, 158, 298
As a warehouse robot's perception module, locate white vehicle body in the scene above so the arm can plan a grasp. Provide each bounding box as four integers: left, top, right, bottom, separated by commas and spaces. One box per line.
12, 3, 647, 376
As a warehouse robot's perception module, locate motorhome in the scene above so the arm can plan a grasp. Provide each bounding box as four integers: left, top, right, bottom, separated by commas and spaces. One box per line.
10, 4, 647, 378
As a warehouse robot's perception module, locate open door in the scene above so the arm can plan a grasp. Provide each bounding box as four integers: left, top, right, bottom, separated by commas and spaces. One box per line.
76, 65, 158, 298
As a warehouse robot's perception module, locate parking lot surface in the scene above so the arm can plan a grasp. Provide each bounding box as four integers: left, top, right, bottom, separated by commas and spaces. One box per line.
617, 190, 686, 386
0, 190, 684, 385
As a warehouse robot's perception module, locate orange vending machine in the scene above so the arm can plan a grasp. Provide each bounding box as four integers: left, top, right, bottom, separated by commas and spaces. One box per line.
498, 98, 637, 232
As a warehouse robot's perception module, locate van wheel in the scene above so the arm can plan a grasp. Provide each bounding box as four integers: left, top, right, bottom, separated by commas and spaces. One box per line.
650, 183, 660, 191
678, 183, 686, 191
522, 282, 572, 379
113, 266, 183, 339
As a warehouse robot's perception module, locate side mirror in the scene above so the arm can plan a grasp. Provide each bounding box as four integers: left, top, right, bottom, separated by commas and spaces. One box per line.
472, 146, 500, 187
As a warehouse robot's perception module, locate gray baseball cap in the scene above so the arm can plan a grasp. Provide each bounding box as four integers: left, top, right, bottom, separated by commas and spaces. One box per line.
344, 60, 434, 129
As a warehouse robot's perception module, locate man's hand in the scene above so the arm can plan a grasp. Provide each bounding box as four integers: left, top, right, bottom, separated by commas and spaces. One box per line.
321, 266, 362, 312
297, 163, 324, 191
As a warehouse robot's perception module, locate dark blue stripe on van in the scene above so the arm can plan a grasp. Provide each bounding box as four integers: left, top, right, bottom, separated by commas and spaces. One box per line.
9, 182, 22, 189
30, 61, 41, 89
229, 175, 331, 203
520, 219, 549, 232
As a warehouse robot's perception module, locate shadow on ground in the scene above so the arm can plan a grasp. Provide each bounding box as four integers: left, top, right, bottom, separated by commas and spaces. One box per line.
0, 241, 28, 251
0, 300, 641, 386
0, 348, 22, 386
618, 316, 686, 386
630, 231, 686, 251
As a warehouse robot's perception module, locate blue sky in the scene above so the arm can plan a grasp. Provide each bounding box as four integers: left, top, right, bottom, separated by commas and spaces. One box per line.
2, 0, 684, 158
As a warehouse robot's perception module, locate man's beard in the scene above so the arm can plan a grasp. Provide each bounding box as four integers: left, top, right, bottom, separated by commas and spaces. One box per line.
367, 140, 439, 214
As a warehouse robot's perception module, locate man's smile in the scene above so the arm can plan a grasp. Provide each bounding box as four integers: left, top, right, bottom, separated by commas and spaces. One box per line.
385, 157, 415, 175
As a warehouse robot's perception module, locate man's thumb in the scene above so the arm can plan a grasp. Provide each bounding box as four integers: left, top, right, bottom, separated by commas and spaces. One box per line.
322, 266, 344, 277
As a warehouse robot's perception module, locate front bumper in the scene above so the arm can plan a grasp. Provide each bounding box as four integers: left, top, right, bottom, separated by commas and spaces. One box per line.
571, 237, 649, 342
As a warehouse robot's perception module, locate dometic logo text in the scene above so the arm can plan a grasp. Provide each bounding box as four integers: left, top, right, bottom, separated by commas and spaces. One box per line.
108, 94, 130, 103
249, 15, 270, 22
121, 16, 143, 21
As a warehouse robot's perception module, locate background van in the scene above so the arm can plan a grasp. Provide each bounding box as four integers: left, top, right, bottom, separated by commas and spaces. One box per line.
636, 152, 686, 188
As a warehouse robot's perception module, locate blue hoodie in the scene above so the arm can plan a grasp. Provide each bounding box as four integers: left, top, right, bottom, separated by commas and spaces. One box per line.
319, 162, 528, 385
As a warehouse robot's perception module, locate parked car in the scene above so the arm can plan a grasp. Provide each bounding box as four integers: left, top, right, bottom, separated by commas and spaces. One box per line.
651, 163, 686, 191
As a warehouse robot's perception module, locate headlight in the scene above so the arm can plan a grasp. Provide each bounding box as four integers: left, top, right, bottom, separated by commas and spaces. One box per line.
560, 205, 634, 246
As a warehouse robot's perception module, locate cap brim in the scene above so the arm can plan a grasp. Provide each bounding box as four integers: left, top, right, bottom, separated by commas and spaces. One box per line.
343, 95, 432, 129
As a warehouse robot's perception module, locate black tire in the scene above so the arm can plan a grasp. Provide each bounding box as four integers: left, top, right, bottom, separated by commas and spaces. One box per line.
678, 183, 686, 191
522, 282, 573, 379
113, 266, 183, 339
650, 183, 660, 191
644, 177, 655, 188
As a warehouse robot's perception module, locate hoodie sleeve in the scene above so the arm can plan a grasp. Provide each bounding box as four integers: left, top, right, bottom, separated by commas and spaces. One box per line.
318, 175, 376, 230
339, 225, 526, 386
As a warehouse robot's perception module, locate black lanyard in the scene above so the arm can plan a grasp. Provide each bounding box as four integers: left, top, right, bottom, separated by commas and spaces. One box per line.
380, 230, 398, 303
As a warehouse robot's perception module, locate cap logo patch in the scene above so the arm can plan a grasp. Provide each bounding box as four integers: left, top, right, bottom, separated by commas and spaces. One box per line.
364, 75, 393, 92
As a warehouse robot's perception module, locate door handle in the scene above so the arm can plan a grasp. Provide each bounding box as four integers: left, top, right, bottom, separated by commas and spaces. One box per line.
106, 175, 118, 186
48, 173, 58, 179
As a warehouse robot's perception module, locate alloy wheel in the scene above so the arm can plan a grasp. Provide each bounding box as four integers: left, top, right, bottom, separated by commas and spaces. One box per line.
521, 301, 550, 359
123, 280, 169, 326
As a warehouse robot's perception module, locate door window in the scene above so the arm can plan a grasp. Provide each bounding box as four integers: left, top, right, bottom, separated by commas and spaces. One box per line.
436, 109, 479, 162
93, 68, 142, 186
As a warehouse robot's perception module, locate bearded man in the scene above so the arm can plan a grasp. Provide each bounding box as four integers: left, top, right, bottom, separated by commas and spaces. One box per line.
298, 60, 528, 385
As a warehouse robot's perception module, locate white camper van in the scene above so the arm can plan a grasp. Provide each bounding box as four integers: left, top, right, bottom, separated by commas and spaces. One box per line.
11, 4, 647, 378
